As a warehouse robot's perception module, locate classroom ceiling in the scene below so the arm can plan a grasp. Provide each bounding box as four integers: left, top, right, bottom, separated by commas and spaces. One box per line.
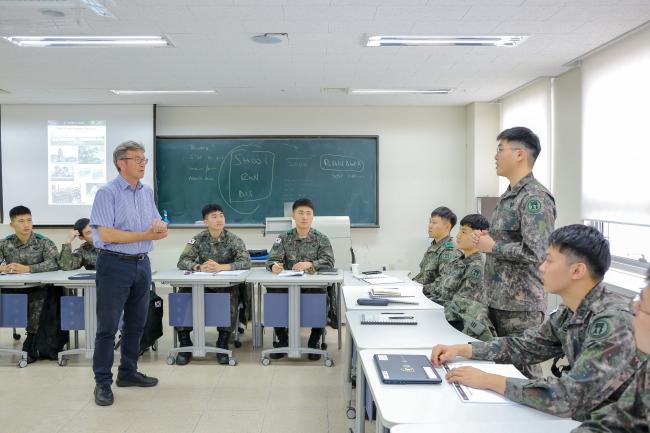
0, 0, 649, 106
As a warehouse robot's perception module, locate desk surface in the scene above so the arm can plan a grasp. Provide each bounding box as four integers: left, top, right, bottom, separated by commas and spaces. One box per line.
0, 273, 43, 285
37, 270, 96, 284
153, 269, 250, 285
342, 284, 440, 311
245, 267, 343, 285
342, 270, 419, 287
346, 309, 469, 349
391, 419, 580, 433
360, 348, 577, 429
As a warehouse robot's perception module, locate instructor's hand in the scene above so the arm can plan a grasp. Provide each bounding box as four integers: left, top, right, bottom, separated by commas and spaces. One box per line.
146, 225, 168, 240
151, 219, 168, 234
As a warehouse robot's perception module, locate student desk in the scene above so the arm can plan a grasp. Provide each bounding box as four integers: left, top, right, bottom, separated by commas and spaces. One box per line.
359, 348, 579, 433
153, 270, 250, 366
346, 309, 467, 433
246, 267, 343, 365
0, 273, 42, 367
37, 270, 98, 366
342, 271, 420, 287
391, 420, 580, 433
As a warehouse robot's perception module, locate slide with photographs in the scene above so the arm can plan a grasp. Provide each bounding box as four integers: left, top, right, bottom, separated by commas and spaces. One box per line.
48, 120, 106, 205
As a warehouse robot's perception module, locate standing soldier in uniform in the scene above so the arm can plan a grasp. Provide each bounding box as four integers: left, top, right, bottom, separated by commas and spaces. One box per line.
175, 203, 251, 365
431, 225, 640, 421
58, 217, 99, 270
0, 205, 59, 363
572, 268, 650, 432
473, 126, 556, 377
266, 198, 335, 361
413, 206, 462, 298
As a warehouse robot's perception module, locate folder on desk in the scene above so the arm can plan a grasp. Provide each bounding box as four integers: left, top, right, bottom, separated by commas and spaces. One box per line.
361, 313, 417, 325
374, 354, 442, 384
68, 272, 96, 280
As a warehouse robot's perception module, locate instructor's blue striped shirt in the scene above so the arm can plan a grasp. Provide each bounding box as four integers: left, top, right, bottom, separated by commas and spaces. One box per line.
90, 175, 161, 254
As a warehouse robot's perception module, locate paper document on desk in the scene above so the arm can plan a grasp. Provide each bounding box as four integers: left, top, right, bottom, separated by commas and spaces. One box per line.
278, 270, 305, 277
363, 277, 403, 285
447, 363, 526, 404
370, 288, 413, 298
215, 270, 248, 276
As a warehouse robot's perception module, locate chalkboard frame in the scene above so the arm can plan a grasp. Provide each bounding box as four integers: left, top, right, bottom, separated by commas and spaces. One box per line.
154, 135, 379, 228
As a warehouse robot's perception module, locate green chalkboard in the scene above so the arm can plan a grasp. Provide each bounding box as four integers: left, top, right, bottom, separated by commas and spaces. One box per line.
155, 136, 378, 226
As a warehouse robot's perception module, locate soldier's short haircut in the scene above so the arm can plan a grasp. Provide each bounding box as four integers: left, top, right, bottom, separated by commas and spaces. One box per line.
9, 205, 31, 220
460, 214, 489, 231
74, 218, 90, 233
497, 126, 541, 165
293, 197, 314, 212
431, 206, 457, 228
549, 224, 611, 280
202, 203, 224, 219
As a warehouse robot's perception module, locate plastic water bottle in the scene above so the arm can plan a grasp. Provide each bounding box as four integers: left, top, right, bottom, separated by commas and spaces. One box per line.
162, 210, 170, 224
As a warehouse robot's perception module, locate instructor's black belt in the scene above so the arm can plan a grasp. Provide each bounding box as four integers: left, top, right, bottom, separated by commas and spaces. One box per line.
99, 249, 147, 262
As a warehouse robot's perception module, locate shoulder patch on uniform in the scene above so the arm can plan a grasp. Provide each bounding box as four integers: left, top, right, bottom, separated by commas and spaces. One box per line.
441, 251, 453, 261
274, 237, 282, 244
526, 197, 544, 214
588, 318, 613, 339
187, 238, 196, 245
444, 240, 454, 249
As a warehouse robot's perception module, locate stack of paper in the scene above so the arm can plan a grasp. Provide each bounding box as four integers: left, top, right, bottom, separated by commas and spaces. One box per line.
362, 277, 404, 285
370, 288, 414, 298
277, 270, 305, 277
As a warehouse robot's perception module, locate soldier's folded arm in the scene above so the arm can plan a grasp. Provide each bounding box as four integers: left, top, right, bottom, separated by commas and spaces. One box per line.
30, 238, 60, 273
58, 243, 83, 270
471, 315, 562, 366
492, 193, 555, 265
504, 313, 638, 420
265, 240, 285, 271
231, 237, 252, 270
177, 238, 200, 271
312, 240, 335, 270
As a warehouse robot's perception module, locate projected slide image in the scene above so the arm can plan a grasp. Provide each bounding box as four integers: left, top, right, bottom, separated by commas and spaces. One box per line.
48, 120, 106, 205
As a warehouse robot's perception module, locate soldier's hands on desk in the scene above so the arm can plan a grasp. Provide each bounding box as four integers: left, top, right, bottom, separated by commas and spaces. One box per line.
445, 366, 507, 395
292, 261, 314, 273
199, 260, 230, 273
271, 262, 284, 274
430, 344, 473, 366
1, 263, 30, 274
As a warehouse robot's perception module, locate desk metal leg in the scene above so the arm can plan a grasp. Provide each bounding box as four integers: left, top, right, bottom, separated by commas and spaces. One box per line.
355, 355, 366, 433
166, 283, 236, 366
0, 287, 29, 367
253, 283, 263, 349
337, 282, 342, 350
58, 285, 102, 366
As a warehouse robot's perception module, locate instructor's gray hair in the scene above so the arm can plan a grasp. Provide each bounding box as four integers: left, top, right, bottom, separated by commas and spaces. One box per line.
113, 140, 145, 172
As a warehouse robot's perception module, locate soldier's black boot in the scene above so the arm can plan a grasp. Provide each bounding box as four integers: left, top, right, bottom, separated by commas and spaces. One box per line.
22, 333, 37, 364
175, 330, 193, 366
307, 328, 323, 361
270, 327, 288, 359
216, 331, 230, 365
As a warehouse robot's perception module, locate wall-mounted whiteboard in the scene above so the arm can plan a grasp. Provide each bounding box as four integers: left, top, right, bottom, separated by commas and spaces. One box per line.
1, 104, 154, 225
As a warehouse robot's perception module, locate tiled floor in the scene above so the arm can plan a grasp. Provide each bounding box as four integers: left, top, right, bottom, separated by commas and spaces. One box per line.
0, 286, 363, 433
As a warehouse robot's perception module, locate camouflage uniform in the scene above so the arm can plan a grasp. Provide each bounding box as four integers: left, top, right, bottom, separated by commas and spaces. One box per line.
573, 359, 650, 432
177, 229, 251, 333
264, 228, 335, 295
413, 236, 462, 295
429, 251, 497, 341
58, 241, 99, 270
486, 172, 556, 376
470, 283, 640, 420
0, 233, 59, 333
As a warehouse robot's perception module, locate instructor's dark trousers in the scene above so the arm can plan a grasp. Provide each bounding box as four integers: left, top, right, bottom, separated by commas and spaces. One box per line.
93, 251, 151, 385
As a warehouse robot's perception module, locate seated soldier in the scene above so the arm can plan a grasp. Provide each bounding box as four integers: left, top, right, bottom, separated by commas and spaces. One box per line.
430, 224, 641, 420
265, 197, 335, 361
175, 204, 251, 365
412, 206, 462, 297
58, 217, 99, 270
427, 213, 496, 341
0, 205, 59, 363
572, 268, 650, 432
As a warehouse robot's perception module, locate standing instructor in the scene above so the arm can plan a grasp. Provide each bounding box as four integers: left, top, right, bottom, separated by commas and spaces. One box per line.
90, 141, 168, 406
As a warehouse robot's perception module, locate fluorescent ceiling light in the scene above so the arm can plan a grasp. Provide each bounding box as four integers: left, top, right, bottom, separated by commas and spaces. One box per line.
349, 89, 451, 95
367, 35, 527, 47
110, 90, 217, 95
3, 36, 172, 47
